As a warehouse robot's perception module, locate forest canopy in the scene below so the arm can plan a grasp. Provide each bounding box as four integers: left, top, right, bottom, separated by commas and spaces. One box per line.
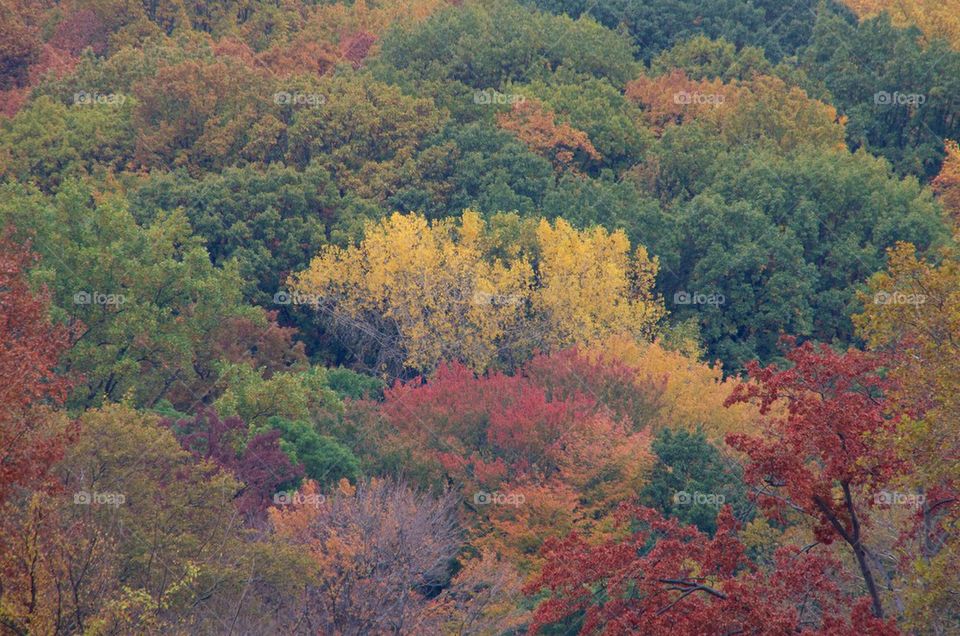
0, 0, 958, 633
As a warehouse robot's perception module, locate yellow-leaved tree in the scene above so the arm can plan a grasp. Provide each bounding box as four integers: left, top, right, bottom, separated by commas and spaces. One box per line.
290, 211, 664, 374
932, 139, 960, 224
626, 70, 846, 151
842, 0, 960, 50
583, 335, 759, 440
854, 243, 960, 633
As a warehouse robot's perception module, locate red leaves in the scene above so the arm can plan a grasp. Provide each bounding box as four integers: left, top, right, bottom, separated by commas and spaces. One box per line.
382, 350, 653, 487
725, 338, 901, 619
383, 359, 594, 485
725, 339, 901, 521
0, 231, 75, 501
163, 408, 302, 519
526, 504, 900, 635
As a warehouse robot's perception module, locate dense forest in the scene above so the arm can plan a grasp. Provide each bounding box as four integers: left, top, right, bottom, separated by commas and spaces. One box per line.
1, 0, 959, 633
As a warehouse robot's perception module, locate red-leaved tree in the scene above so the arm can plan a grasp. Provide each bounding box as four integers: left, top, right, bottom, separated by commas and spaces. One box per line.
163, 408, 302, 520
0, 231, 74, 502
725, 338, 903, 619
526, 504, 899, 635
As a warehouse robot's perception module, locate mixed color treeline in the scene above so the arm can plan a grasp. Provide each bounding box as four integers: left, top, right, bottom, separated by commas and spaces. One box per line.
0, 0, 958, 633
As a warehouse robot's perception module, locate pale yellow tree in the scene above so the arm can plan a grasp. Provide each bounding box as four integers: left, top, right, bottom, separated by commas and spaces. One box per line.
582, 335, 759, 440
854, 243, 960, 633
626, 71, 846, 151
290, 211, 664, 374
843, 0, 960, 49
532, 217, 662, 349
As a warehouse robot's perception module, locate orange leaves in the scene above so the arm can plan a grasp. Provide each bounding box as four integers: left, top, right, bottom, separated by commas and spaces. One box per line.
626, 69, 846, 151
496, 99, 601, 172
932, 139, 960, 223
255, 38, 338, 78
269, 478, 462, 634
0, 233, 74, 502
627, 69, 733, 133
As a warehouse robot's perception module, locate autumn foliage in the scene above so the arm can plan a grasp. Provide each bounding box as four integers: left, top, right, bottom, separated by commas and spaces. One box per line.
0, 232, 74, 502
291, 210, 664, 374
0, 0, 957, 632
726, 340, 902, 618
527, 504, 899, 635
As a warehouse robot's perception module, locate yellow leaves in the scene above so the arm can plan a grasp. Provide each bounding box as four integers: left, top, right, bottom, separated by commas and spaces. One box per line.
932, 139, 960, 225
471, 481, 581, 573
439, 550, 530, 636
901, 537, 960, 634
533, 217, 663, 348
842, 0, 960, 49
584, 335, 758, 440
854, 242, 960, 483
854, 243, 960, 626
626, 70, 846, 151
291, 211, 664, 373
722, 75, 846, 151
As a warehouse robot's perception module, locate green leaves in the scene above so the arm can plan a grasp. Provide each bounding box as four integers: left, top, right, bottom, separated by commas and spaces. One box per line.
645, 146, 946, 370
266, 416, 361, 487
640, 428, 751, 534
0, 180, 255, 410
